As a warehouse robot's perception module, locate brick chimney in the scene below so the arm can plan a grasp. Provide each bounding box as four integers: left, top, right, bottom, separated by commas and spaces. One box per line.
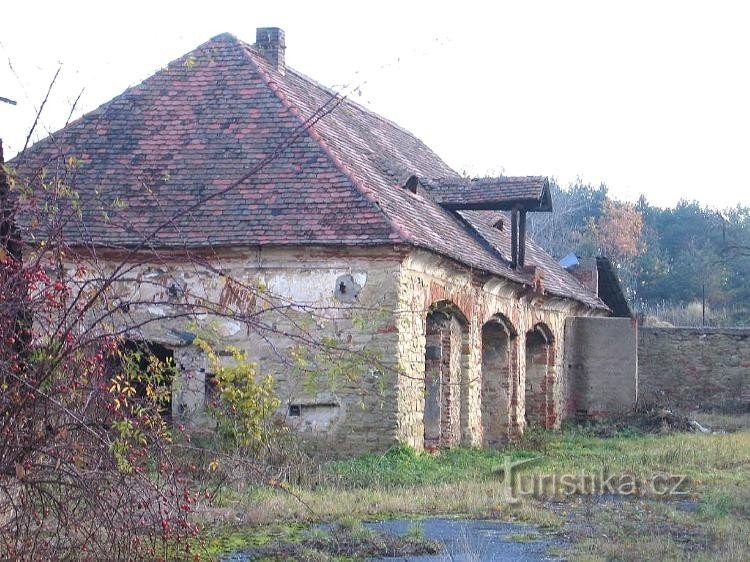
567, 257, 599, 295
255, 27, 286, 74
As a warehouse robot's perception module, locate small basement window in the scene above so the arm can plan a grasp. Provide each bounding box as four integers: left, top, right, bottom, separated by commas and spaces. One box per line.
288, 404, 301, 417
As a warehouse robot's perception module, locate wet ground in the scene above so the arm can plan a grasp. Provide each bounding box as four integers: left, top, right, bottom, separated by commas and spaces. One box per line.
220, 517, 561, 561
365, 518, 562, 561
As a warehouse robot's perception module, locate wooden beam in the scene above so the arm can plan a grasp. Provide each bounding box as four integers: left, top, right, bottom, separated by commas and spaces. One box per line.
511, 209, 518, 268
518, 210, 527, 267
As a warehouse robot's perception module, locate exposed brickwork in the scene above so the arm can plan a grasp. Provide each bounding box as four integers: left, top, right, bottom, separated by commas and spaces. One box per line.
638, 327, 750, 410
481, 322, 515, 446
525, 326, 560, 428
395, 249, 604, 451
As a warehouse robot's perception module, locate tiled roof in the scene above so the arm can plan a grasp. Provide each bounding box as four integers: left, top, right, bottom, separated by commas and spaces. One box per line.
12, 33, 606, 310
422, 176, 552, 211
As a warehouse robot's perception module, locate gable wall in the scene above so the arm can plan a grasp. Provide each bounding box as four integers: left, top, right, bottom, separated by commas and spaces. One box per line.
75, 246, 406, 455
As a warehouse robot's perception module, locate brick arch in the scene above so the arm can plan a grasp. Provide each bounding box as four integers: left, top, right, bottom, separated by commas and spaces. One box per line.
481, 313, 519, 446
424, 300, 469, 450
426, 282, 474, 324
485, 313, 518, 337
426, 299, 470, 328
524, 322, 556, 429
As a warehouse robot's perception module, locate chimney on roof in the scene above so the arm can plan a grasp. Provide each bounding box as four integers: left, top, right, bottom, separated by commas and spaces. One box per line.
255, 27, 286, 74
567, 257, 599, 295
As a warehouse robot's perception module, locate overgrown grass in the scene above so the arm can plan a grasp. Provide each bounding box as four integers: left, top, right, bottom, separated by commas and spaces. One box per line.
325, 442, 533, 488
694, 412, 750, 433
197, 426, 750, 560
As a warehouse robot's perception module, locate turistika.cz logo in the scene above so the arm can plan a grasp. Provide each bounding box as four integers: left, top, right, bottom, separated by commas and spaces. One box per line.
495, 456, 689, 503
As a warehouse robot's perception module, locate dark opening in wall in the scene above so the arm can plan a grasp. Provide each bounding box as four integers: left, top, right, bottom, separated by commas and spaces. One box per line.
119, 340, 176, 421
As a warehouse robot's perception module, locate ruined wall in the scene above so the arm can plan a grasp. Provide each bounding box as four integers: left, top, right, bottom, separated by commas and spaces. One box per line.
564, 317, 638, 418
395, 250, 602, 450
638, 327, 750, 410
86, 246, 404, 455
79, 244, 605, 455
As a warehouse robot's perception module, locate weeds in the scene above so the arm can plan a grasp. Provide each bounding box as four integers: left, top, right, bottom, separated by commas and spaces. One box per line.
197, 424, 750, 561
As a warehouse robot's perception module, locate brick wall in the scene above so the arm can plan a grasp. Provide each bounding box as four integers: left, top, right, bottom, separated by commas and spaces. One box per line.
396, 249, 606, 450
638, 327, 750, 410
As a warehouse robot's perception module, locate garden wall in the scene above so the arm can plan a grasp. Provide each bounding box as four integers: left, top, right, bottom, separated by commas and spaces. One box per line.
638, 327, 750, 410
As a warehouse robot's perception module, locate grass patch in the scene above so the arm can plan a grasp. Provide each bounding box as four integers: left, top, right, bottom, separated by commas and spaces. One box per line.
325, 442, 532, 488
195, 523, 304, 558
694, 412, 750, 433
505, 532, 542, 543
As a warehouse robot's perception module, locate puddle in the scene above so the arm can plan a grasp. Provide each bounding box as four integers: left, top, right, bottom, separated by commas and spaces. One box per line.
220, 518, 562, 561
365, 518, 562, 561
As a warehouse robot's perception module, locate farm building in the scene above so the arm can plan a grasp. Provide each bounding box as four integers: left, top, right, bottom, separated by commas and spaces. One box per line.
11, 28, 638, 454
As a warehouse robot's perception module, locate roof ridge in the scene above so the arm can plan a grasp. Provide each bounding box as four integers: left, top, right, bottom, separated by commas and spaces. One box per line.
231, 35, 457, 177
235, 38, 409, 243
224, 33, 447, 161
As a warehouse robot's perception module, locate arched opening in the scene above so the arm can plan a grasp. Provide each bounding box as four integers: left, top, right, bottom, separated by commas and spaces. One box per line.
481, 315, 517, 447
524, 323, 554, 428
424, 301, 468, 450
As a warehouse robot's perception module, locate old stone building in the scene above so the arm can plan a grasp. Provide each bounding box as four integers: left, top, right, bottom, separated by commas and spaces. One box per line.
13, 28, 638, 454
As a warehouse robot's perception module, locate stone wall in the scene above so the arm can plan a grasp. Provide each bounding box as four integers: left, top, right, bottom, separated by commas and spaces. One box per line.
78, 244, 605, 455
638, 327, 750, 410
83, 246, 404, 455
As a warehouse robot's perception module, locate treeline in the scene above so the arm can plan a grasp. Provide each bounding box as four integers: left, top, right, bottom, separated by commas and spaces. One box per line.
528, 180, 750, 326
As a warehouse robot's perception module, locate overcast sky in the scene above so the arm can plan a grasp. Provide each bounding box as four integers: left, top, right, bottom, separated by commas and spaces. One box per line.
1, 1, 748, 208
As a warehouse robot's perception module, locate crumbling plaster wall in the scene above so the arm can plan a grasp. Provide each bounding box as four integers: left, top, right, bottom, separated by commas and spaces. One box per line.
395, 249, 602, 451
86, 246, 404, 454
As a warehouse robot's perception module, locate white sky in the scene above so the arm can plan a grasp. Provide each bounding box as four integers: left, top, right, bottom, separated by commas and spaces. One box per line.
1, 0, 748, 208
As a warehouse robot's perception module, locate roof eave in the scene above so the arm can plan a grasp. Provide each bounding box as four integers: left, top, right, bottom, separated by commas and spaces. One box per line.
439, 198, 552, 212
